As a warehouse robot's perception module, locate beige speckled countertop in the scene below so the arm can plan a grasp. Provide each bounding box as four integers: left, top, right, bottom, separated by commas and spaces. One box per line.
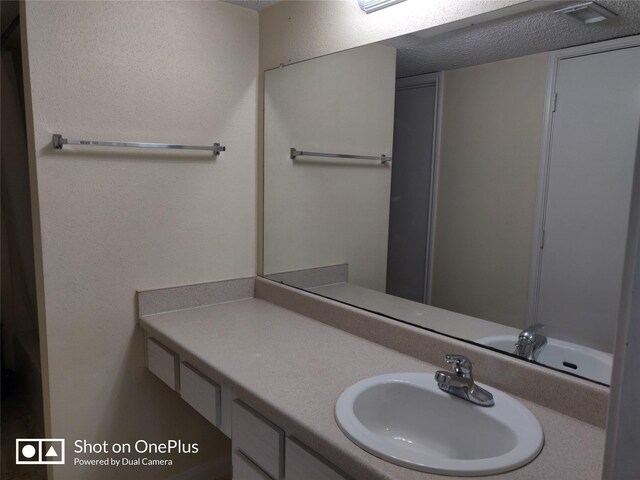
140, 296, 605, 480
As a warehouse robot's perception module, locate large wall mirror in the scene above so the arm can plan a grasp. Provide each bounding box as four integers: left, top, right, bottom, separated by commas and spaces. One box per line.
262, 1, 640, 385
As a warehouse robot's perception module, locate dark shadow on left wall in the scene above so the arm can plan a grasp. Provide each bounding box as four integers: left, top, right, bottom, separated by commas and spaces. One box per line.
1, 2, 46, 479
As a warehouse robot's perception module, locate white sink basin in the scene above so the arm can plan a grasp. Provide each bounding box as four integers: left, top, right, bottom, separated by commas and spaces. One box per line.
335, 373, 543, 476
476, 335, 612, 384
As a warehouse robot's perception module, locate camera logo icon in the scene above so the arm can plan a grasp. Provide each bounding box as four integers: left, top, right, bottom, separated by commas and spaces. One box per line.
16, 439, 65, 465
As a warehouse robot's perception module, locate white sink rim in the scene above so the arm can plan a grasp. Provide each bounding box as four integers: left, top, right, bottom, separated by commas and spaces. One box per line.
335, 372, 544, 476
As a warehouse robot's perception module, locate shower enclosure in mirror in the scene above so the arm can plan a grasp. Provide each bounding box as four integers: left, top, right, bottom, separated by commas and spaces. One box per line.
262, 1, 640, 385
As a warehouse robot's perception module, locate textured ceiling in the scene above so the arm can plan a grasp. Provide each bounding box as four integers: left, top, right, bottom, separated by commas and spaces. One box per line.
383, 0, 640, 78
223, 0, 280, 11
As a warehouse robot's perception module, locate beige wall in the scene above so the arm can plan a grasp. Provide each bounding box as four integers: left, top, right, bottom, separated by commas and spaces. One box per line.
431, 52, 549, 329
263, 44, 396, 291
22, 1, 257, 479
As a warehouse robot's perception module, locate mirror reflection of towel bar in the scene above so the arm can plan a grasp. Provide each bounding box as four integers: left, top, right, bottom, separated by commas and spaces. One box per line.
290, 147, 391, 165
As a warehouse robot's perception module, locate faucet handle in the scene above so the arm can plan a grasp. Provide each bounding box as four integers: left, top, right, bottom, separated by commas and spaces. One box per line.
445, 354, 473, 379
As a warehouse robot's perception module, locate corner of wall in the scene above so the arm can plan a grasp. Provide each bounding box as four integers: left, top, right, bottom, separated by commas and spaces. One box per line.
18, 0, 53, 446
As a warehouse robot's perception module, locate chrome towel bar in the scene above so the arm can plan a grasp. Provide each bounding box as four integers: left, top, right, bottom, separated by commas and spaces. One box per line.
52, 134, 226, 156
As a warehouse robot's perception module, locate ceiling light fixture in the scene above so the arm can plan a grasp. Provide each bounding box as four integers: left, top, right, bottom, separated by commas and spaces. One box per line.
358, 0, 406, 14
555, 2, 617, 24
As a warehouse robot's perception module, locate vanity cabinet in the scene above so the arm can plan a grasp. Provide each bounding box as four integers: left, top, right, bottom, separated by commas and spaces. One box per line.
230, 401, 350, 480
232, 400, 285, 479
233, 452, 273, 480
220, 385, 235, 438
285, 437, 353, 480
145, 336, 235, 437
179, 362, 220, 426
146, 337, 178, 390
144, 336, 350, 480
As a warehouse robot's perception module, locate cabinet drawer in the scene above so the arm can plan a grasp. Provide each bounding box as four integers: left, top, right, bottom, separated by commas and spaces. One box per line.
179, 363, 220, 426
232, 401, 284, 479
285, 437, 353, 480
146, 338, 178, 390
233, 451, 272, 480
219, 385, 235, 438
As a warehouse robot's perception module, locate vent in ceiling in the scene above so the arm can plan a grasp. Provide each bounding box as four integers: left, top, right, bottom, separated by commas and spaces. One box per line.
358, 0, 406, 14
555, 2, 617, 24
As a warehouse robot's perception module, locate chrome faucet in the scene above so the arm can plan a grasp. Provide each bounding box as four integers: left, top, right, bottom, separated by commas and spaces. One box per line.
515, 323, 547, 361
434, 354, 494, 407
